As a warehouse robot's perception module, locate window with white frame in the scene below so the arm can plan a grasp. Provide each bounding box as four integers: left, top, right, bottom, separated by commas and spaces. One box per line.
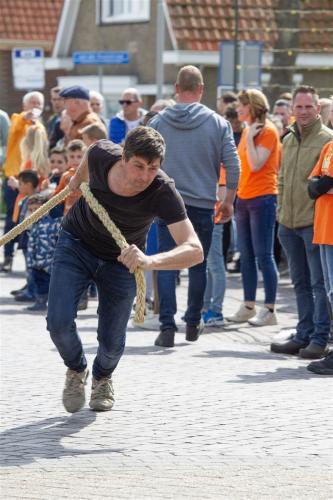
100, 0, 150, 23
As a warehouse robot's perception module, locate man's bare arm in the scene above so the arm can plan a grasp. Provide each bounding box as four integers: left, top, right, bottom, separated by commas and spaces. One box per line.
118, 218, 203, 273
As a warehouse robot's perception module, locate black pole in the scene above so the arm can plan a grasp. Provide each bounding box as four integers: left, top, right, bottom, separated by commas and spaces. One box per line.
233, 0, 239, 92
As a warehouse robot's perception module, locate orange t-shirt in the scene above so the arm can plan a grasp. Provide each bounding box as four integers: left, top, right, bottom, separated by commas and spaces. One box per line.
237, 122, 280, 199
310, 140, 333, 245
52, 167, 81, 214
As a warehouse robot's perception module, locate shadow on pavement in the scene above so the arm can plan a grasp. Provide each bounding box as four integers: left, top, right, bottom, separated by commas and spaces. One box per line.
80, 343, 189, 356
193, 349, 286, 361
0, 410, 124, 466
227, 366, 325, 383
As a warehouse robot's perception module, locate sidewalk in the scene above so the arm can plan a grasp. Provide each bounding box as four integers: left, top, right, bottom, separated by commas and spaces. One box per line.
0, 252, 332, 499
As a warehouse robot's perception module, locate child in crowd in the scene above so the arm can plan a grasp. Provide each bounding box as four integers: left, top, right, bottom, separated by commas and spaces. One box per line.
80, 123, 107, 147
202, 167, 226, 327
41, 147, 68, 218
25, 194, 62, 312
52, 139, 86, 215
11, 170, 39, 302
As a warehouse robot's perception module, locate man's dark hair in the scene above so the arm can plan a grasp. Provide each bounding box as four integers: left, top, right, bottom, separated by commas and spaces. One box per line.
51, 86, 62, 94
18, 169, 39, 188
224, 102, 239, 121
221, 91, 237, 104
123, 126, 165, 163
292, 85, 319, 104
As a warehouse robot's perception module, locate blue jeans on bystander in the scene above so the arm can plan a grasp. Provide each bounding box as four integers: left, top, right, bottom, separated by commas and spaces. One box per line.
319, 244, 333, 309
157, 205, 214, 331
278, 224, 330, 347
46, 229, 136, 379
203, 223, 226, 314
236, 194, 278, 304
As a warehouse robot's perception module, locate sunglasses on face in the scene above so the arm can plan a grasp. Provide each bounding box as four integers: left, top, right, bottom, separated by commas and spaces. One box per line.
119, 99, 138, 105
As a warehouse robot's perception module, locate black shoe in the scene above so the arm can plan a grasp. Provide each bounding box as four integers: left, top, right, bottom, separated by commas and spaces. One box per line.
10, 284, 28, 296
14, 292, 35, 302
299, 342, 329, 360
307, 351, 333, 375
0, 257, 13, 272
154, 329, 175, 348
270, 339, 304, 355
185, 323, 204, 342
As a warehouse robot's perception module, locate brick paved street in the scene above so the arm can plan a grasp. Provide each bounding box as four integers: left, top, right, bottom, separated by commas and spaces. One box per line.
1, 252, 332, 499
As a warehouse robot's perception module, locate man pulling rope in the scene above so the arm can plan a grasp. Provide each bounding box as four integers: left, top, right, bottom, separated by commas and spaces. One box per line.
45, 127, 202, 413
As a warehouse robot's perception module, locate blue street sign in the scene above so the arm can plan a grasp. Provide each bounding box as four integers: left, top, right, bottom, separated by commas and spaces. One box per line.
72, 51, 129, 65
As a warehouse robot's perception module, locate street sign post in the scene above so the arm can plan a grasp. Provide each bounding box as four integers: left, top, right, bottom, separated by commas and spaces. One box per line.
72, 51, 130, 94
12, 48, 45, 90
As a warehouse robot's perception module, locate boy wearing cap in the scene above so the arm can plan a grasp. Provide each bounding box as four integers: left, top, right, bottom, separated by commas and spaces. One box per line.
59, 86, 102, 141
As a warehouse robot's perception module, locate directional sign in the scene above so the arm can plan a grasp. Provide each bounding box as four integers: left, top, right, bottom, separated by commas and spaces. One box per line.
72, 51, 129, 65
12, 48, 45, 89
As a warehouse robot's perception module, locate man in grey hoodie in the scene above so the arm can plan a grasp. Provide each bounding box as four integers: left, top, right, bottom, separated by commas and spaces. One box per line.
150, 65, 240, 347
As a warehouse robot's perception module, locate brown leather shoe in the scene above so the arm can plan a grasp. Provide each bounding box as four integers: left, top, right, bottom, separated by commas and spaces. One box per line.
185, 323, 204, 342
270, 339, 304, 355
299, 342, 329, 360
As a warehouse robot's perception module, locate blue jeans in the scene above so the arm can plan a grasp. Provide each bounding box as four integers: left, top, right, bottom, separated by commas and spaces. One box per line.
203, 223, 226, 314
278, 224, 330, 347
236, 195, 278, 304
46, 230, 136, 379
157, 205, 214, 331
320, 245, 333, 309
32, 268, 50, 296
2, 180, 18, 258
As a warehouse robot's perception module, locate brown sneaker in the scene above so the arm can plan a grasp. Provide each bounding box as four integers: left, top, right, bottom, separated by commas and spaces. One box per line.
299, 342, 329, 360
89, 377, 114, 412
62, 368, 89, 413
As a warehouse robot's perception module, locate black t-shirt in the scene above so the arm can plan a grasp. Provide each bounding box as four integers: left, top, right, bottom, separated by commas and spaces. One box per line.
62, 140, 187, 260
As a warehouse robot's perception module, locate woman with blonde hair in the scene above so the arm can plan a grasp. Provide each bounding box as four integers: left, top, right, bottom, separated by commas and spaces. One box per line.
20, 124, 49, 178
226, 88, 281, 326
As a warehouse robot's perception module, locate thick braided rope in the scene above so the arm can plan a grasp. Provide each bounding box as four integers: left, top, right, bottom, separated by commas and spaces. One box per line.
0, 182, 146, 323
79, 183, 146, 324
0, 185, 71, 247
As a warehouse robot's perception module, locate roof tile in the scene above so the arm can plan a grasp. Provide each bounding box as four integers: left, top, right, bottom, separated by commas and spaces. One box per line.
166, 0, 333, 51
0, 0, 64, 46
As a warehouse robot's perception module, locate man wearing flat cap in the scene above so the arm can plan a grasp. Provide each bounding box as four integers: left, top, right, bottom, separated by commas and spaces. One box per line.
59, 86, 105, 141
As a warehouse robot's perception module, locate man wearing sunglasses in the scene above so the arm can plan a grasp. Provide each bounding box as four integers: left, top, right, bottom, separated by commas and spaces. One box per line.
109, 88, 147, 145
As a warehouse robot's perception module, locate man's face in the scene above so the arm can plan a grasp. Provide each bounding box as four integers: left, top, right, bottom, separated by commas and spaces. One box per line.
120, 92, 141, 120
292, 92, 320, 128
273, 105, 291, 127
64, 98, 87, 120
123, 155, 160, 193
51, 91, 65, 114
67, 150, 84, 169
24, 96, 43, 112
49, 153, 67, 174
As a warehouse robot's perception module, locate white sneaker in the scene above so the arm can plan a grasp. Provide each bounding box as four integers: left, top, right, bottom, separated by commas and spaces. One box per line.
226, 304, 256, 323
248, 307, 278, 326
